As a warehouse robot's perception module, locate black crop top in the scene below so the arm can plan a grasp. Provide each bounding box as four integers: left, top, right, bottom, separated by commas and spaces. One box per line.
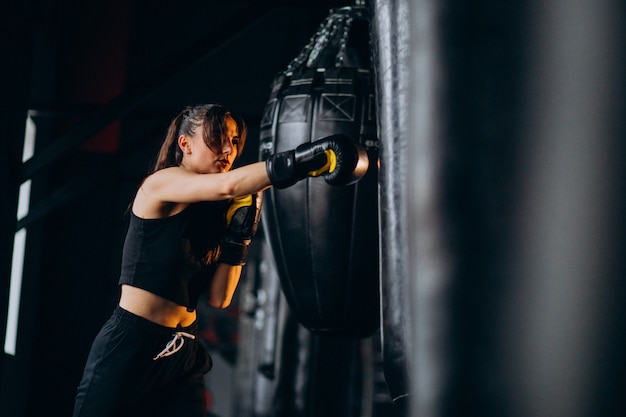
119, 201, 228, 310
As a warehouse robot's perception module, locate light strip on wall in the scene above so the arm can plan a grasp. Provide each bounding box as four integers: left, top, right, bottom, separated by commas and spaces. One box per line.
4, 115, 36, 356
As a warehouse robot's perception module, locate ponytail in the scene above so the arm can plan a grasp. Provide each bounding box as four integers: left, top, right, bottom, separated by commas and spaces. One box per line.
152, 110, 186, 172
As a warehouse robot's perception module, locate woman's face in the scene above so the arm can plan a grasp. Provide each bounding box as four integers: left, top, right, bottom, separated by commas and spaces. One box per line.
183, 117, 240, 174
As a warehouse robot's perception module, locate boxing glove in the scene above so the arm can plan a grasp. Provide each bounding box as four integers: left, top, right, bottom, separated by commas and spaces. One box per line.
219, 191, 263, 266
265, 134, 369, 189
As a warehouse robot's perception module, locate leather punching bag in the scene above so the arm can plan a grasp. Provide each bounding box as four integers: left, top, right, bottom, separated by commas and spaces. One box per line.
369, 0, 411, 412
233, 238, 372, 417
259, 5, 379, 338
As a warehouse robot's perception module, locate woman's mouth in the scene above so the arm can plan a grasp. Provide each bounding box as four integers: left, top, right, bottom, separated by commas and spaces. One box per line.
217, 159, 230, 170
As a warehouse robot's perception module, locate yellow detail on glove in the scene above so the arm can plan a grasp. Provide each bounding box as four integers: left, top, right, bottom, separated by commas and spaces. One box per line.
308, 149, 337, 177
226, 194, 253, 225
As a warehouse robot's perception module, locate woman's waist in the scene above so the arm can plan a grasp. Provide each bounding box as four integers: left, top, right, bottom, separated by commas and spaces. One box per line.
119, 284, 197, 328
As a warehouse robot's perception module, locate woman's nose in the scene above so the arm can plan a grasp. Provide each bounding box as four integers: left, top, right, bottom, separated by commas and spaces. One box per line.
222, 141, 232, 154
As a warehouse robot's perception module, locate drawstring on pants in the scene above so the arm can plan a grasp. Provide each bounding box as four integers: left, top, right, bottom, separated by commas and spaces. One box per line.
153, 331, 195, 361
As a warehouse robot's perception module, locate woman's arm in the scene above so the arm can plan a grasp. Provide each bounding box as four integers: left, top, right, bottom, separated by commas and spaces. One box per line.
208, 190, 262, 308
143, 161, 271, 205
207, 263, 243, 308
132, 162, 271, 218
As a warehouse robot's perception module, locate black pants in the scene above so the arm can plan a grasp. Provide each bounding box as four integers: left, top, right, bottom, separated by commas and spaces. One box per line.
73, 306, 212, 417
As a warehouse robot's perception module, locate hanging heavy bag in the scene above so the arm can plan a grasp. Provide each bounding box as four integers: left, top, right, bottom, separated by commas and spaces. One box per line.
259, 5, 380, 339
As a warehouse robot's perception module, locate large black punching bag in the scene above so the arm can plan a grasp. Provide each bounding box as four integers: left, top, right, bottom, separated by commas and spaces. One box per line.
259, 4, 379, 338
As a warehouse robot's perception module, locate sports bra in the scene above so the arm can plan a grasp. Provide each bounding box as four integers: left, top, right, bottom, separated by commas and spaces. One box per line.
118, 201, 227, 310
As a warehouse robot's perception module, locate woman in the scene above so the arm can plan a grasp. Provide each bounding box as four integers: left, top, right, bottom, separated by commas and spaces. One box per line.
73, 103, 367, 417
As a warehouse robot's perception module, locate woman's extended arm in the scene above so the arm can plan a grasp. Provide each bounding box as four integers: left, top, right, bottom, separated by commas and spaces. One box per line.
143, 161, 271, 205
131, 162, 271, 218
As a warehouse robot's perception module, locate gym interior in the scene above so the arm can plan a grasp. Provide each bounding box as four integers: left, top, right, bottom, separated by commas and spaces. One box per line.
1, 0, 625, 416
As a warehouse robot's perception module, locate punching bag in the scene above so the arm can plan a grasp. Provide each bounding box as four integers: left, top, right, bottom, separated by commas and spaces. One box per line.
369, 0, 411, 412
259, 5, 379, 338
233, 238, 373, 417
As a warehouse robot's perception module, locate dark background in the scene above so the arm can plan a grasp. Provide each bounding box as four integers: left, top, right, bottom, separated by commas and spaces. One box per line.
4, 1, 625, 417
0, 1, 352, 416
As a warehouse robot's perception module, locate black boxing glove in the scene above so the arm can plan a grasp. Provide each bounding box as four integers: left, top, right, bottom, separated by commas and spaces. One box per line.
219, 191, 263, 266
265, 134, 369, 189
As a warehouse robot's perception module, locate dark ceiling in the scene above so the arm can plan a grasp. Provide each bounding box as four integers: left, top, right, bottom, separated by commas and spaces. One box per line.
27, 0, 352, 114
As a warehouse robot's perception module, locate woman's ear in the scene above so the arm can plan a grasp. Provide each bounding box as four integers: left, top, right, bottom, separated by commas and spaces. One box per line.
178, 135, 191, 154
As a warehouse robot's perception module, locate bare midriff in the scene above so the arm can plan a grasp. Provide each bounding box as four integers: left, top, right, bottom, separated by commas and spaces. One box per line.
118, 284, 196, 328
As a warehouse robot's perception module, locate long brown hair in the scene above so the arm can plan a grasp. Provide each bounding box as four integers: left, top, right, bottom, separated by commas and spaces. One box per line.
152, 103, 247, 173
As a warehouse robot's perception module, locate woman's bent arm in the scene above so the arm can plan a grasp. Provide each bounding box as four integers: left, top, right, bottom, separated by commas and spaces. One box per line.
207, 263, 243, 308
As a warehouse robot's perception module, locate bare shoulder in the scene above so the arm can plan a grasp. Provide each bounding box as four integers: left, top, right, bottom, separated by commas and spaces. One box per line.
132, 168, 189, 218
143, 166, 190, 186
